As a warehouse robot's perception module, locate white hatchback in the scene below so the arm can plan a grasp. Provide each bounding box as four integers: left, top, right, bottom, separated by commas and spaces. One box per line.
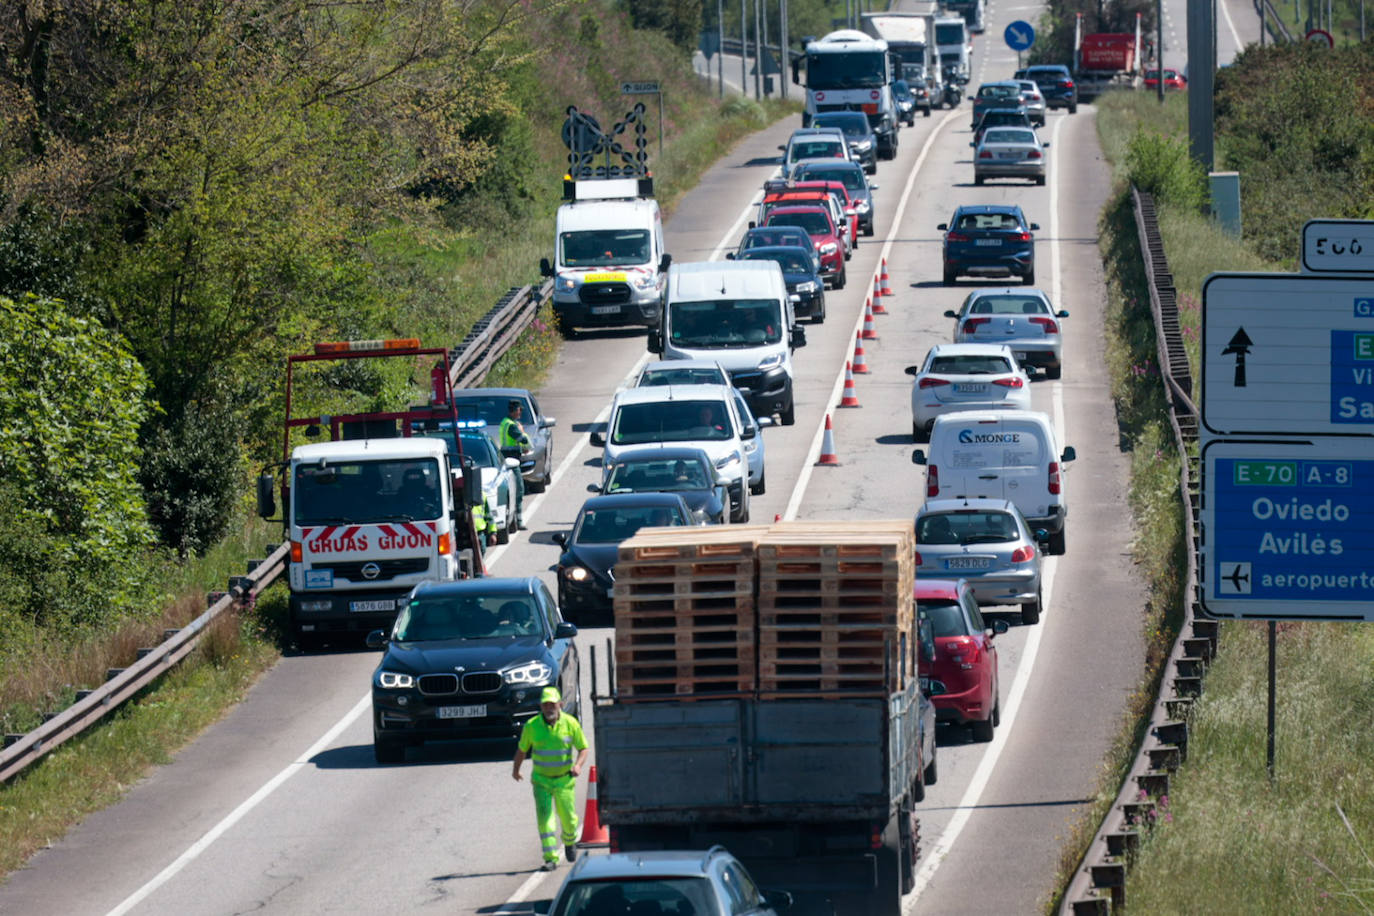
904, 343, 1032, 442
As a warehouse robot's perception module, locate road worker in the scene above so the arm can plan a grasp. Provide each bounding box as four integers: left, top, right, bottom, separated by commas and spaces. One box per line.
511, 686, 588, 871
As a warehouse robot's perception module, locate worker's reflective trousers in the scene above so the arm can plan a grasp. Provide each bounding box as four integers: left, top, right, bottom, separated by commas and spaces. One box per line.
532, 773, 579, 863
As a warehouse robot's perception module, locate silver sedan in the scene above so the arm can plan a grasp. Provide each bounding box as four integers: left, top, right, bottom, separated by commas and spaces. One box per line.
973, 127, 1049, 186
1015, 79, 1048, 126
915, 497, 1045, 625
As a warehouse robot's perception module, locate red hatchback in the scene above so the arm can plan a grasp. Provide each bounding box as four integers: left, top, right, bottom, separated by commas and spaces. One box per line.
915, 578, 1008, 741
763, 205, 847, 290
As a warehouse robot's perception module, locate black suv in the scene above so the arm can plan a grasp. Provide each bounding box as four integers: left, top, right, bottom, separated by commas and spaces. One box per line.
367, 577, 579, 762
1015, 64, 1078, 114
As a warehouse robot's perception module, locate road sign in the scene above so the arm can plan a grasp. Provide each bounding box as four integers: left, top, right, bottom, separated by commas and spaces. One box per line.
1305, 27, 1334, 47
621, 81, 661, 95
1202, 273, 1374, 437
1004, 21, 1035, 51
1302, 219, 1374, 274
1201, 439, 1374, 619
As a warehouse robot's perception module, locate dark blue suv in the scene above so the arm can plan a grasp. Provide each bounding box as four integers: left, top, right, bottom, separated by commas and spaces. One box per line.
939, 204, 1039, 286
1015, 64, 1078, 114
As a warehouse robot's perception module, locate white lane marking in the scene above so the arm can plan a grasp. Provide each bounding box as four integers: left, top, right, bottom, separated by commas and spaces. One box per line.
1216, 0, 1245, 61
906, 97, 1075, 910
490, 868, 553, 914
782, 107, 965, 522
105, 695, 373, 916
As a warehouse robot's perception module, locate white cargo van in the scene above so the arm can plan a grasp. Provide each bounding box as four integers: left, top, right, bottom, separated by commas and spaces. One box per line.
539, 177, 671, 338
911, 409, 1076, 554
647, 260, 806, 426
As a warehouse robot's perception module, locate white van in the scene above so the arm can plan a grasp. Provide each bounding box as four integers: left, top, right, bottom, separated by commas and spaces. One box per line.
591, 384, 754, 523
911, 409, 1076, 554
539, 177, 671, 338
648, 261, 806, 426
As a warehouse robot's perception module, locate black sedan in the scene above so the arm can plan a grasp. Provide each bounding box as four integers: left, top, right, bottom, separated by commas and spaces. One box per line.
591, 446, 730, 525
553, 492, 693, 623
736, 245, 826, 323
366, 577, 579, 763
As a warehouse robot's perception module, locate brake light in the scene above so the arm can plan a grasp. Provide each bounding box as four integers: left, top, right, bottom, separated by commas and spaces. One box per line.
914, 550, 923, 565
290, 540, 303, 563
927, 464, 939, 498
1011, 544, 1036, 562
962, 317, 991, 332
919, 376, 951, 388
1063, 79, 1074, 88
1026, 150, 1042, 159
1013, 231, 1032, 242
1048, 460, 1062, 495
993, 376, 1024, 388
951, 635, 980, 667
978, 150, 993, 159
945, 232, 970, 242
871, 823, 884, 849
1029, 316, 1060, 334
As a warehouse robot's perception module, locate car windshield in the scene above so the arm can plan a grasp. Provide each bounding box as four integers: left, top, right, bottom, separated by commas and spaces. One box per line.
918, 600, 972, 637
743, 228, 811, 249
742, 250, 812, 274
768, 210, 831, 235
917, 511, 1019, 545
611, 400, 734, 444
978, 84, 1020, 99
416, 429, 499, 468
293, 458, 442, 525
789, 140, 845, 162
451, 395, 532, 426
574, 503, 686, 544
669, 299, 783, 348
393, 594, 541, 641
812, 116, 868, 138
805, 50, 887, 89
984, 129, 1036, 145
929, 354, 1015, 374
954, 212, 1025, 231
559, 229, 652, 268
967, 295, 1049, 315
797, 166, 864, 192
605, 457, 712, 492
934, 22, 965, 44
638, 366, 728, 386
552, 877, 716, 916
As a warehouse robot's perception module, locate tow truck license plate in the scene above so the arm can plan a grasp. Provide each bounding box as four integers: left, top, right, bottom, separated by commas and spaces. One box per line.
589, 305, 621, 315
437, 705, 487, 719
349, 599, 396, 613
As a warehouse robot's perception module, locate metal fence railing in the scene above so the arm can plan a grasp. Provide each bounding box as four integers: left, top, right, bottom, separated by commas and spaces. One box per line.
0, 279, 552, 786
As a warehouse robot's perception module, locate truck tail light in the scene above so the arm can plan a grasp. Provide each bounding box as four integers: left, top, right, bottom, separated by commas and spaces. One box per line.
290, 540, 303, 563
609, 826, 621, 853
1011, 544, 1035, 563
1030, 316, 1059, 334
437, 532, 452, 556
927, 465, 939, 498
962, 317, 991, 332
993, 376, 1024, 388
870, 823, 884, 849
919, 376, 951, 388
1048, 461, 1062, 495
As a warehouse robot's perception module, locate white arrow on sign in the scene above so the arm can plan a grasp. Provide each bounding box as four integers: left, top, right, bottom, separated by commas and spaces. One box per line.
1009, 25, 1032, 45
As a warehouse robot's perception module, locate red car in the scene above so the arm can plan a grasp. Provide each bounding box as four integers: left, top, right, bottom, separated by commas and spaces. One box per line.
1143, 68, 1187, 90
762, 205, 848, 290
915, 578, 1008, 741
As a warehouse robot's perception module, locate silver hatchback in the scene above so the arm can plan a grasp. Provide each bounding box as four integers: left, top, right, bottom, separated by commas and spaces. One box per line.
945, 287, 1068, 379
915, 497, 1045, 624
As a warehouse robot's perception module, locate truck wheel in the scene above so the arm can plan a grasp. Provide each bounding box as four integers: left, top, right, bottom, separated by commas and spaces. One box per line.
898, 805, 920, 895
924, 741, 938, 786
1046, 362, 1062, 380
556, 316, 578, 340
374, 738, 406, 764
870, 815, 905, 914
1048, 527, 1066, 555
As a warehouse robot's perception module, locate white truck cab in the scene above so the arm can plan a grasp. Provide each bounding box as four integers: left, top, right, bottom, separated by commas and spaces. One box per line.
540, 177, 671, 338
648, 260, 806, 426
934, 14, 973, 84
795, 30, 900, 161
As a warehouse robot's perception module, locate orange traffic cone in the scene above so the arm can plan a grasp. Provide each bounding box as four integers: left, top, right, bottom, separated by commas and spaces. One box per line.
871, 274, 888, 314
816, 414, 840, 466
852, 330, 870, 374
881, 258, 894, 297
861, 299, 879, 340
839, 361, 861, 407
578, 765, 610, 847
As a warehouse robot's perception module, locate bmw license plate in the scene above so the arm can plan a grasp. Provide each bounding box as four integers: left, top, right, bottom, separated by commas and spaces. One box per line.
946, 557, 992, 570
349, 599, 396, 613
975, 238, 1001, 246
437, 705, 487, 719
954, 383, 986, 393
589, 305, 620, 315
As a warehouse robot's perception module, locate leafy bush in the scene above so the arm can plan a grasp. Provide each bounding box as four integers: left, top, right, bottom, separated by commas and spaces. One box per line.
1126, 128, 1208, 210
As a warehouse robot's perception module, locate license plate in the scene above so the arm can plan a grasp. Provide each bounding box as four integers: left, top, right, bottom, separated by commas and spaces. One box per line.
999, 152, 1022, 160
954, 383, 987, 393
437, 705, 487, 719
946, 557, 992, 570
350, 599, 396, 613
975, 238, 1001, 246
589, 305, 621, 315
1015, 351, 1030, 362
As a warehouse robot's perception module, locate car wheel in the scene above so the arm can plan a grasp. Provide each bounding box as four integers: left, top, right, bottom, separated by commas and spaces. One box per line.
923, 107, 931, 118
1035, 174, 1046, 186
555, 316, 578, 340
844, 245, 852, 261
812, 296, 826, 324
974, 174, 984, 186
1023, 269, 1036, 286
924, 741, 938, 785
991, 692, 1001, 728
864, 222, 875, 237
942, 266, 957, 286
374, 738, 406, 764
527, 473, 547, 494
1046, 362, 1062, 380
971, 708, 995, 742
913, 421, 930, 443
1022, 590, 1042, 625
1069, 102, 1078, 114
1048, 527, 1066, 555
834, 267, 846, 290
751, 469, 767, 496
781, 399, 796, 426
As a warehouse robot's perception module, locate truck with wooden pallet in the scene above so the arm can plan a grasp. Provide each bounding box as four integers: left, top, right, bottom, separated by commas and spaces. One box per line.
591, 522, 938, 916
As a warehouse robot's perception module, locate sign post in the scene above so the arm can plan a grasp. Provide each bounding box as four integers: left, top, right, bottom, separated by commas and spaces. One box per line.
621, 82, 664, 163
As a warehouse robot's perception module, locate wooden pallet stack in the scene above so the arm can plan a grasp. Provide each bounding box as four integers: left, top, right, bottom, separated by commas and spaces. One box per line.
612, 526, 770, 698
756, 521, 915, 696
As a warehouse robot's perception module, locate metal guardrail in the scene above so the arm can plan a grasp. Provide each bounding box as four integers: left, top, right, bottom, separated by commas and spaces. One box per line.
0, 279, 553, 786
1059, 188, 1215, 913
1258, 0, 1295, 42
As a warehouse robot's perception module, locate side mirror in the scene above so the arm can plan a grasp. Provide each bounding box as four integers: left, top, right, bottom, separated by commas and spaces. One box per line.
937, 223, 948, 231
590, 430, 606, 447
739, 424, 756, 440
778, 144, 787, 152
365, 629, 389, 650
647, 329, 663, 354
1029, 222, 1041, 230
756, 415, 775, 429
539, 257, 554, 278
1061, 445, 1077, 462
256, 473, 277, 519
969, 141, 975, 147
765, 889, 794, 911
911, 449, 927, 465
505, 457, 521, 470
748, 220, 756, 229
725, 252, 736, 260
552, 532, 568, 547
532, 901, 552, 916
790, 325, 807, 349
554, 621, 579, 640
991, 619, 1010, 635
586, 483, 602, 494
659, 253, 672, 271
904, 366, 920, 376
1042, 141, 1051, 148
943, 309, 958, 319
1057, 310, 1069, 318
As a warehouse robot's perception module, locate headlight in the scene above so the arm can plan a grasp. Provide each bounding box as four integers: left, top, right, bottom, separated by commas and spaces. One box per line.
820, 243, 838, 255
758, 352, 784, 371
378, 671, 414, 689
855, 140, 873, 151
503, 660, 553, 685
557, 276, 577, 291
561, 565, 591, 582
631, 273, 658, 290
855, 200, 871, 213
715, 451, 743, 471
795, 281, 818, 294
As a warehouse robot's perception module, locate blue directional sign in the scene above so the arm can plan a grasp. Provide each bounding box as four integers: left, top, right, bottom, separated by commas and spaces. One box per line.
1004, 21, 1035, 51
1201, 439, 1374, 620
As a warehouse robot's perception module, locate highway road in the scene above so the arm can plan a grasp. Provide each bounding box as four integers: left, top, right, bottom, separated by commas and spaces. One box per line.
0, 1, 1263, 914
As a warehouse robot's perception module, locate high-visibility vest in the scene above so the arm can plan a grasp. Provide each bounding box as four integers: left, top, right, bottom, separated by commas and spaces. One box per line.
500, 416, 531, 452
518, 712, 586, 781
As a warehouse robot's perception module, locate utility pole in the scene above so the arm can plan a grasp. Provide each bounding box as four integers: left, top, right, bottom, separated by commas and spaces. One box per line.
741, 0, 748, 98
754, 0, 763, 99
1157, 0, 1165, 102
1260, 0, 1266, 46
762, 0, 770, 97
1187, 0, 1214, 170
780, 0, 789, 99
